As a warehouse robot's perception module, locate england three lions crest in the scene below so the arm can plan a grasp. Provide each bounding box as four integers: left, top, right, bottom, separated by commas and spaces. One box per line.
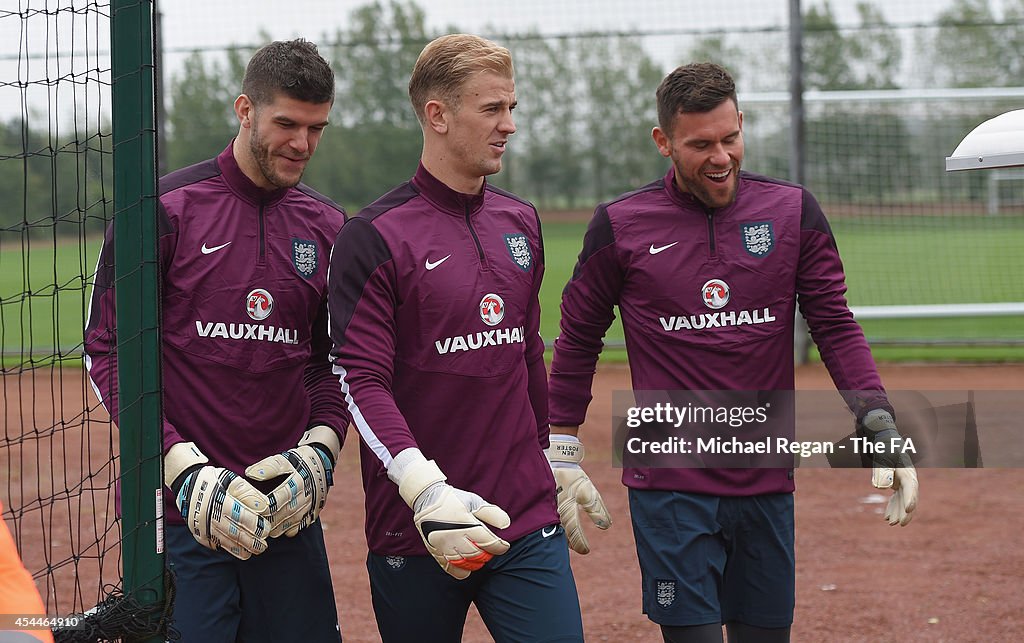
655, 579, 676, 608
292, 238, 319, 279
741, 221, 774, 258
504, 233, 533, 272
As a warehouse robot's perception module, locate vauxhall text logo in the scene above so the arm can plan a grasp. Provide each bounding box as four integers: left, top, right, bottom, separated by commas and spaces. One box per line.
193, 287, 299, 345
434, 292, 523, 355
657, 278, 776, 332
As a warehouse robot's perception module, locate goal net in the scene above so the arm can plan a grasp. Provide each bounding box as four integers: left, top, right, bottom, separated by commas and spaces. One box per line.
0, 0, 121, 625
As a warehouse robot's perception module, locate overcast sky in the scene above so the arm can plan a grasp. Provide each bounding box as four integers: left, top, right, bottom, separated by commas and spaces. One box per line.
155, 0, 951, 67
155, 0, 970, 50
157, 0, 949, 46
0, 0, 994, 124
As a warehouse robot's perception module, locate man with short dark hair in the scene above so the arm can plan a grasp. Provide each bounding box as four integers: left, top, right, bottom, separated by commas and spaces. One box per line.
84, 39, 348, 642
548, 62, 918, 643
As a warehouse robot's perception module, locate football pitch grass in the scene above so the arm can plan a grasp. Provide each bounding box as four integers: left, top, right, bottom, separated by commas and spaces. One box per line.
1, 237, 100, 366
539, 218, 1024, 362
2, 217, 1023, 366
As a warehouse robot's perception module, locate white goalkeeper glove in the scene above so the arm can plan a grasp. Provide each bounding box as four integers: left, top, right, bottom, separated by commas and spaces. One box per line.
245, 425, 341, 538
390, 449, 511, 580
862, 409, 919, 526
545, 434, 612, 554
164, 441, 271, 560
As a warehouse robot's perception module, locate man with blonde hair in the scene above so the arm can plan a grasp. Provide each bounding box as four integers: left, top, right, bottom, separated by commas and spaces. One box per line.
328, 34, 604, 642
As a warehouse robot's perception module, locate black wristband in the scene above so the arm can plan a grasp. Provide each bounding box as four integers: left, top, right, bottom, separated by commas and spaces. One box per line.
168, 462, 205, 495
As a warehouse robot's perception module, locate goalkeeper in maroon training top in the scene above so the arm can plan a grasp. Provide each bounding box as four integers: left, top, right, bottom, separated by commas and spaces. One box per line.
327, 33, 610, 643
547, 62, 918, 643
84, 39, 348, 642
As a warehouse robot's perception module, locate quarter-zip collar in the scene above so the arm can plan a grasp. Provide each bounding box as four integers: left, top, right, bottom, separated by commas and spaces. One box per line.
217, 141, 291, 207
412, 163, 486, 217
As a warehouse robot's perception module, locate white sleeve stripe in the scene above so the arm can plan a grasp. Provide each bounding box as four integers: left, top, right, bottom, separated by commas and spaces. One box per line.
332, 362, 394, 469
83, 237, 112, 415
83, 239, 113, 416
83, 240, 104, 332
82, 353, 112, 416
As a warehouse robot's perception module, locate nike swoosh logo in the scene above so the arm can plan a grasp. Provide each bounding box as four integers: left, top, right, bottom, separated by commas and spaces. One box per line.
542, 526, 557, 538
425, 254, 452, 270
649, 242, 679, 255
420, 519, 480, 537
201, 241, 232, 255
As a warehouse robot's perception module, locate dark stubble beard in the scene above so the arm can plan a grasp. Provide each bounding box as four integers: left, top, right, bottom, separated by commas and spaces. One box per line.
677, 160, 740, 210
249, 121, 302, 189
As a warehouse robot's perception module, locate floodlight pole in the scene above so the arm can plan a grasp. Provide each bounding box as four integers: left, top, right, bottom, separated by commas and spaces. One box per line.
788, 0, 805, 186
155, 0, 168, 177
789, 0, 811, 364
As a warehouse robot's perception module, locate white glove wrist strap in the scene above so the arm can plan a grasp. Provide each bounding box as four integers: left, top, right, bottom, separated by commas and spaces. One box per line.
546, 434, 584, 465
388, 447, 426, 484
861, 408, 897, 435
299, 425, 341, 464
393, 452, 447, 508
163, 442, 209, 488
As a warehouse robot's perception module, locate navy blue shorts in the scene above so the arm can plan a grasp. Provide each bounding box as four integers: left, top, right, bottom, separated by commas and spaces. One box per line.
166, 521, 340, 642
628, 489, 795, 629
367, 524, 583, 643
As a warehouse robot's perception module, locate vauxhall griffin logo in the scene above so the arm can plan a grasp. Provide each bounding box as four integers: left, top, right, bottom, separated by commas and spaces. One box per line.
660, 278, 775, 332
434, 293, 521, 354
246, 289, 274, 320
479, 293, 505, 326
195, 287, 296, 345
701, 279, 730, 310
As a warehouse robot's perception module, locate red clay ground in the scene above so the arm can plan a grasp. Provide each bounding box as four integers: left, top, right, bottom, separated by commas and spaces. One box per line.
5, 364, 1024, 641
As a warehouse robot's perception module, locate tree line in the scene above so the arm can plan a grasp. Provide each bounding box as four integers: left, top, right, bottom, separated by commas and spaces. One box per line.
1, 0, 1022, 237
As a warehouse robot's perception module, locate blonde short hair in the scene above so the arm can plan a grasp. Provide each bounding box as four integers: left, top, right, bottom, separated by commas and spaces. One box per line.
408, 34, 514, 125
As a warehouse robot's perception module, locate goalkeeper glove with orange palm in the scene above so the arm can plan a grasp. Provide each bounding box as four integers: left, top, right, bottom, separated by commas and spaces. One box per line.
391, 449, 511, 580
